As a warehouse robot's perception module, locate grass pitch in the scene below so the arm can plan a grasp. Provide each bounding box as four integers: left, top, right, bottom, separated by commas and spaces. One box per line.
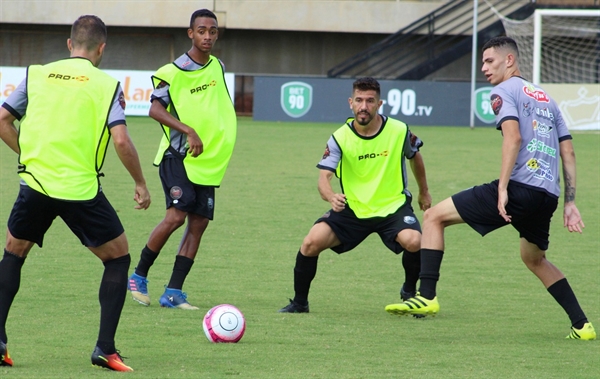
0, 117, 597, 378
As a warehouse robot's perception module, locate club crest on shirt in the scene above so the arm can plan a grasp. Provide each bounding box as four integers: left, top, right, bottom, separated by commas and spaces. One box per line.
322, 145, 330, 160
118, 91, 126, 110
490, 94, 502, 115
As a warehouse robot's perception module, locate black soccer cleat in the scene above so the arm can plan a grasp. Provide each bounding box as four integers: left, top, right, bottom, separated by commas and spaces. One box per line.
278, 299, 309, 313
91, 346, 133, 372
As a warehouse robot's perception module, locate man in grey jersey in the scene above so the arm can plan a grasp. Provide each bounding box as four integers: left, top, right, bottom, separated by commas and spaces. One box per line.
385, 36, 595, 340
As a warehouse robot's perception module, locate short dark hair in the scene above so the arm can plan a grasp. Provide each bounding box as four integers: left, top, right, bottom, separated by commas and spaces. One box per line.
190, 9, 218, 29
70, 15, 107, 51
482, 36, 519, 57
352, 77, 380, 96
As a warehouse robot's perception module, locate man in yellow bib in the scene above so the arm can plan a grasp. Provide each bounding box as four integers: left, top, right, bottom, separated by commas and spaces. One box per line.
127, 9, 236, 310
279, 77, 431, 313
0, 15, 150, 371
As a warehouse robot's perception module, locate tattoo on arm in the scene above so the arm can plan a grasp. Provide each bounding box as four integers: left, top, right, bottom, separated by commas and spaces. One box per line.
563, 171, 576, 202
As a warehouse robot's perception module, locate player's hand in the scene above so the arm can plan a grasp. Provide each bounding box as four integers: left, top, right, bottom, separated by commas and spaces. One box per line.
186, 129, 204, 157
497, 188, 511, 222
418, 191, 432, 211
134, 184, 151, 210
563, 202, 584, 233
329, 193, 346, 212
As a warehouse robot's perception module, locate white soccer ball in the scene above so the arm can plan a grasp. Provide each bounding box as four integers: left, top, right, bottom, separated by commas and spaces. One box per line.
203, 304, 246, 343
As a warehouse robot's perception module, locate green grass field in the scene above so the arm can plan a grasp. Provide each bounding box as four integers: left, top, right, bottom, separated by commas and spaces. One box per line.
0, 117, 598, 378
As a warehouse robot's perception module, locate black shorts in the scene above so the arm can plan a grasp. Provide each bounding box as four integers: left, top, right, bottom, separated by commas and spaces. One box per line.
452, 179, 558, 250
159, 156, 215, 219
316, 198, 421, 255
7, 185, 124, 248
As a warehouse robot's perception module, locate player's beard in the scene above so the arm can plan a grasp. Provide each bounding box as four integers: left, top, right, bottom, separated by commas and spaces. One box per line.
355, 111, 374, 126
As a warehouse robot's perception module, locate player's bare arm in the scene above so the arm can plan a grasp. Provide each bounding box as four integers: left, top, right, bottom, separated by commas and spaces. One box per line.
559, 139, 584, 233
409, 151, 431, 211
110, 124, 151, 210
0, 107, 20, 154
318, 169, 346, 212
498, 120, 521, 222
148, 99, 203, 157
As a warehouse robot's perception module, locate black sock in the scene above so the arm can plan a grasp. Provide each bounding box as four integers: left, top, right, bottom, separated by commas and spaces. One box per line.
418, 248, 444, 300
167, 255, 194, 290
547, 278, 588, 329
97, 254, 130, 354
293, 251, 318, 306
0, 250, 26, 344
134, 245, 159, 277
402, 250, 421, 293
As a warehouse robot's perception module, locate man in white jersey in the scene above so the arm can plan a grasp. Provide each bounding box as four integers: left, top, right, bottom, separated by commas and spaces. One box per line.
385, 36, 595, 340
127, 9, 236, 310
279, 77, 431, 313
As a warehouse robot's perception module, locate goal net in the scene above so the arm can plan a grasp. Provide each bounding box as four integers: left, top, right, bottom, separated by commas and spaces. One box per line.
491, 8, 600, 84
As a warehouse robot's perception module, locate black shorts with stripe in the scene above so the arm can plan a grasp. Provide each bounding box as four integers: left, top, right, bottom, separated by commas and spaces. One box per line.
452, 179, 558, 251
316, 197, 421, 255
7, 184, 124, 248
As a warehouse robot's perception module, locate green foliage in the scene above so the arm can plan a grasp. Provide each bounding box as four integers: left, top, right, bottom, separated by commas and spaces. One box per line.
0, 118, 597, 378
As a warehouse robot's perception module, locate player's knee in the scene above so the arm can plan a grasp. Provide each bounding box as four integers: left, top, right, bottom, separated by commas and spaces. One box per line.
164, 213, 186, 229
300, 236, 324, 257
398, 232, 421, 252
422, 208, 436, 224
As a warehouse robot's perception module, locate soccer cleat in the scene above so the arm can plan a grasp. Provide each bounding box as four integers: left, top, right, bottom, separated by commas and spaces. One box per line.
159, 288, 199, 310
385, 294, 440, 317
278, 299, 309, 313
566, 322, 596, 340
0, 341, 13, 367
91, 346, 133, 372
127, 273, 150, 306
400, 285, 425, 319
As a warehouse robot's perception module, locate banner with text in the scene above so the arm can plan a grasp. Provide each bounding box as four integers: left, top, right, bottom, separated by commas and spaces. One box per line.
255, 76, 493, 127
254, 76, 598, 130
0, 66, 235, 117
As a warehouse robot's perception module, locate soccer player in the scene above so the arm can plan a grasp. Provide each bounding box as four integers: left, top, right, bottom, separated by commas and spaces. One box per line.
127, 9, 237, 310
0, 15, 151, 371
278, 77, 431, 313
385, 36, 596, 340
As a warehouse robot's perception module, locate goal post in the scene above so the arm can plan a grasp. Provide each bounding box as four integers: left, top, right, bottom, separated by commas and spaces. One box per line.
488, 5, 599, 130
532, 9, 600, 85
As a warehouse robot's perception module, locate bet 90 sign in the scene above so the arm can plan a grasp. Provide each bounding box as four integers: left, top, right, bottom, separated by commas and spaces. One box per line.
281, 81, 313, 118
473, 87, 495, 124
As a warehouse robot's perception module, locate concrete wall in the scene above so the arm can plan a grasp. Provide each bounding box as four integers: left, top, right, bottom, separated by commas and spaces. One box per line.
0, 0, 446, 34
0, 0, 487, 82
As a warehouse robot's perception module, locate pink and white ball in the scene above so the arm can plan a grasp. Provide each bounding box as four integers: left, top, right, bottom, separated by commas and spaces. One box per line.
203, 304, 246, 343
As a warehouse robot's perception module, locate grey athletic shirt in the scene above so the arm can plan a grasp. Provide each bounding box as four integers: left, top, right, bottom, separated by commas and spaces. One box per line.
491, 76, 571, 198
